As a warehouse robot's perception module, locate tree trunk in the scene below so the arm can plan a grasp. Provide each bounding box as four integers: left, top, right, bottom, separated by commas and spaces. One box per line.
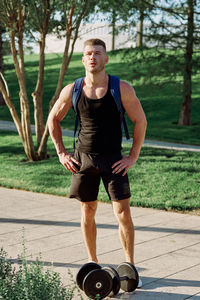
178, 0, 194, 125
111, 9, 116, 51
0, 73, 25, 144
9, 5, 36, 161
0, 27, 5, 106
18, 4, 36, 160
32, 0, 50, 150
136, 8, 144, 48
32, 35, 45, 148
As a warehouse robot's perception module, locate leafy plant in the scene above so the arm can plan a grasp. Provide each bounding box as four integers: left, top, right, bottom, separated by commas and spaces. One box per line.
0, 246, 82, 300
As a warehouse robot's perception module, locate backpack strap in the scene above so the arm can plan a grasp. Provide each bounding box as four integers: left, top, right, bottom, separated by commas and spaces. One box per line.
109, 75, 130, 140
72, 77, 84, 148
72, 77, 84, 115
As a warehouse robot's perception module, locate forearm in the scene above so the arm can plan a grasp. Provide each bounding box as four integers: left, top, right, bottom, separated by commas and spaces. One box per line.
48, 116, 80, 173
129, 119, 147, 160
112, 119, 147, 176
48, 118, 67, 156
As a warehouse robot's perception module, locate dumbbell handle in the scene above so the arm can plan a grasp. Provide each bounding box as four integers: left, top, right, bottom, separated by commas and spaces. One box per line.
120, 275, 129, 281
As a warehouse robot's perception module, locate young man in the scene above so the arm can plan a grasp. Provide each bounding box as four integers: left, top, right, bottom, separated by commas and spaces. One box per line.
48, 39, 147, 287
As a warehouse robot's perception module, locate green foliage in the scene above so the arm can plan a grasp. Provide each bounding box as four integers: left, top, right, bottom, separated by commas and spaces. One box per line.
0, 0, 98, 39
113, 46, 200, 87
0, 248, 13, 281
120, 47, 186, 85
96, 0, 157, 26
0, 246, 79, 300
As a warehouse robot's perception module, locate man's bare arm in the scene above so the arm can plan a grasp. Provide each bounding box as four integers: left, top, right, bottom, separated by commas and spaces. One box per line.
47, 83, 80, 173
112, 81, 147, 175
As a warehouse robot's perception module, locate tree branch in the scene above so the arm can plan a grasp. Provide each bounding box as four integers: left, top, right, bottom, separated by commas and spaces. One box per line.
0, 72, 10, 98
0, 72, 24, 144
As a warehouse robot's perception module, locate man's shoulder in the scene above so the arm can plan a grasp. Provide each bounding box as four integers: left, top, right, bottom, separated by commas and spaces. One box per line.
58, 82, 74, 101
119, 80, 134, 92
62, 82, 75, 94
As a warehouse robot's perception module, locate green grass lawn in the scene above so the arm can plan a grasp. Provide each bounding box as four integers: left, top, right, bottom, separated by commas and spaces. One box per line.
1, 51, 200, 145
1, 131, 199, 212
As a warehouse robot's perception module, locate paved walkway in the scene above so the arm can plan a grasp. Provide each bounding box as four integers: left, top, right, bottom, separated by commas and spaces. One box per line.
1, 120, 200, 152
1, 187, 200, 299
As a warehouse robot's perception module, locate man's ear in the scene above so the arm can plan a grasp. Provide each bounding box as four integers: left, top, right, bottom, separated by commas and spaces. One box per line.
105, 55, 109, 65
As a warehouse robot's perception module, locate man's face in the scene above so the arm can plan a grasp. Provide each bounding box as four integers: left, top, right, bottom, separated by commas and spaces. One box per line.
82, 45, 108, 74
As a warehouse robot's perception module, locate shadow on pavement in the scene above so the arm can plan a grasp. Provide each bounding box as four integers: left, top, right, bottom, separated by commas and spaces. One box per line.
0, 217, 200, 235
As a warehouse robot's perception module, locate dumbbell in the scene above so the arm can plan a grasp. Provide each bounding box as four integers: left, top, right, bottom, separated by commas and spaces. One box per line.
103, 262, 139, 296
76, 262, 139, 299
76, 262, 113, 299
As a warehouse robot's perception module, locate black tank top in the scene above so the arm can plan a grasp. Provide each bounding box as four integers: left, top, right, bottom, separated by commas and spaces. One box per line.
76, 78, 122, 154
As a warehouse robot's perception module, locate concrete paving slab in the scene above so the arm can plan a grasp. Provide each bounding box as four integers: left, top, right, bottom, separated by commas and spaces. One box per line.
137, 264, 200, 300
4, 229, 85, 258
134, 245, 200, 286
134, 229, 200, 265
0, 187, 200, 300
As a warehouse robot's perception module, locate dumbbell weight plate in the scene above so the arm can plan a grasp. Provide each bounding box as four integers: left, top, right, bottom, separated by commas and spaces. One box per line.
76, 262, 101, 290
83, 269, 113, 299
102, 266, 120, 296
117, 262, 139, 292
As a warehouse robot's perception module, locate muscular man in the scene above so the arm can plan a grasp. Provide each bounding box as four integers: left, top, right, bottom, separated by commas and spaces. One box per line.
48, 38, 147, 287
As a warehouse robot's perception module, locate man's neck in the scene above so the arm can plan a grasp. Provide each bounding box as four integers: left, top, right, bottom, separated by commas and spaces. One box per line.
85, 71, 108, 87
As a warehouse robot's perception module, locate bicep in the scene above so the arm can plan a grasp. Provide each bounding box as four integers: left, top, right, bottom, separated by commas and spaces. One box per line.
49, 84, 73, 123
120, 81, 146, 123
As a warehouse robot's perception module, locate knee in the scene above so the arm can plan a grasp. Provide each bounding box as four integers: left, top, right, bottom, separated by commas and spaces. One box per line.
114, 206, 132, 225
81, 202, 97, 223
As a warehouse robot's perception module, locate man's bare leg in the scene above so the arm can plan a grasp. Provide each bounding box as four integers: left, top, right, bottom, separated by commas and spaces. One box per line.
81, 200, 98, 263
112, 198, 135, 264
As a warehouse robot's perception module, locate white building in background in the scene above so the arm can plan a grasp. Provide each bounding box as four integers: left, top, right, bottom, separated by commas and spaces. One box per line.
44, 23, 135, 53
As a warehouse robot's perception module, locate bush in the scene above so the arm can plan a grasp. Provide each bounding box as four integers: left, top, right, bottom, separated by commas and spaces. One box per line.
0, 247, 80, 300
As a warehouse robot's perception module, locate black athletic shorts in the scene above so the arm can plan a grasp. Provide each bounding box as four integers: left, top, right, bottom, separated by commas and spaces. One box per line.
69, 150, 131, 202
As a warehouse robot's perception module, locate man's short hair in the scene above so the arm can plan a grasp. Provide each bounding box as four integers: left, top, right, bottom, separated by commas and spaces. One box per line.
83, 39, 106, 51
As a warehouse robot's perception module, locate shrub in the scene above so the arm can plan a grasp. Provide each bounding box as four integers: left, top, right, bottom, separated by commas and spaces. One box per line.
0, 247, 81, 300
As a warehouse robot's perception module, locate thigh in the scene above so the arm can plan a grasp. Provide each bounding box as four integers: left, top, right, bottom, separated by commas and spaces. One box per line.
69, 150, 101, 202
102, 172, 131, 201
70, 173, 100, 202
100, 153, 131, 201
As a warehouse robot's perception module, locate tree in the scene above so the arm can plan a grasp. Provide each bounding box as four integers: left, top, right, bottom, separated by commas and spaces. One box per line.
178, 0, 195, 125
96, 0, 158, 51
143, 0, 200, 125
111, 8, 116, 50
96, 0, 135, 51
121, 0, 200, 126
0, 0, 97, 161
136, 5, 144, 47
115, 0, 156, 48
134, 1, 157, 48
0, 26, 5, 105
